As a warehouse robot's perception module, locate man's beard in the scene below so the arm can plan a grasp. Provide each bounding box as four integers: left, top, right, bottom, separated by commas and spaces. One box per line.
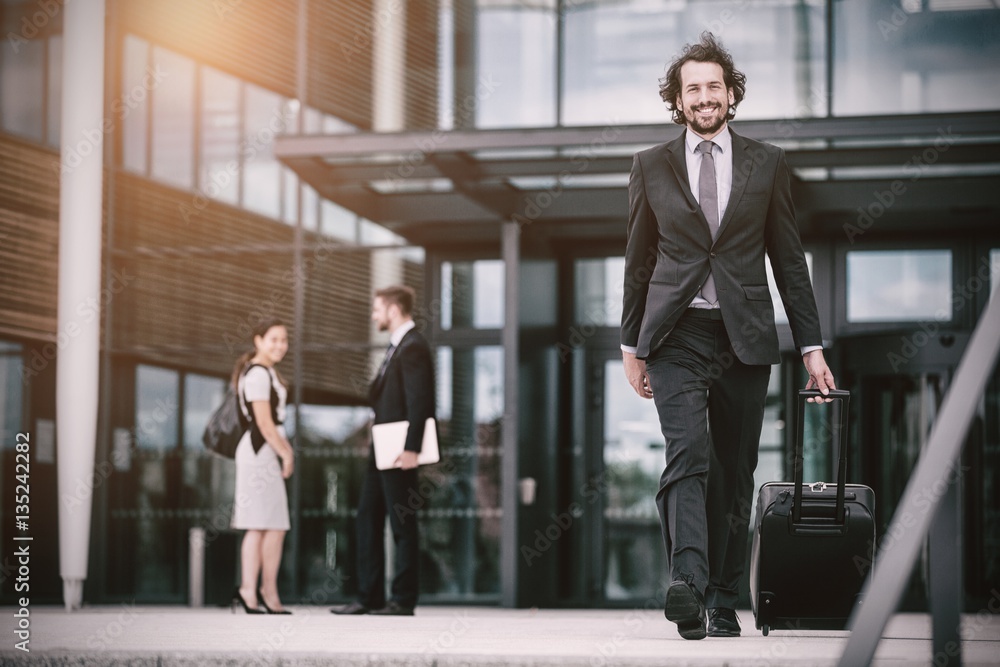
685, 103, 728, 135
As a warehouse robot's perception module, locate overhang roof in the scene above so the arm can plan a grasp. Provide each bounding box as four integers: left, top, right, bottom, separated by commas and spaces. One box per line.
275, 111, 1000, 247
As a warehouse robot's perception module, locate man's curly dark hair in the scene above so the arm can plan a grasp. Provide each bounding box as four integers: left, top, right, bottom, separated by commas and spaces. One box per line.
659, 32, 747, 126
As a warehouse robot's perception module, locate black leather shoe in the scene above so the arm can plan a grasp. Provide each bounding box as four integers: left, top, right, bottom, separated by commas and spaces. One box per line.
370, 601, 414, 616
331, 601, 370, 615
664, 580, 706, 640
707, 608, 741, 637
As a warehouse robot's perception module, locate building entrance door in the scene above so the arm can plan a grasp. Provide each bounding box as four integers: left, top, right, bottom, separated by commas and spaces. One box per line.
580, 352, 666, 606
839, 333, 966, 609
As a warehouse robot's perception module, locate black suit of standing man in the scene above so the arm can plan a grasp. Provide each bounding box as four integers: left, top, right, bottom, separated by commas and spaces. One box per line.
332, 285, 435, 616
621, 33, 835, 640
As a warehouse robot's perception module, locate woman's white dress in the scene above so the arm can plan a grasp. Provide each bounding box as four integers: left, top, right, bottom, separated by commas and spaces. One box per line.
231, 365, 290, 531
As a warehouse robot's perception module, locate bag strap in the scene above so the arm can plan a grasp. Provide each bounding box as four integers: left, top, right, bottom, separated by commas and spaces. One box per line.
237, 362, 266, 423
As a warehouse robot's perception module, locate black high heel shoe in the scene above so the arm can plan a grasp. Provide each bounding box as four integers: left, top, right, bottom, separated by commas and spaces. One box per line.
232, 588, 265, 614
258, 588, 292, 614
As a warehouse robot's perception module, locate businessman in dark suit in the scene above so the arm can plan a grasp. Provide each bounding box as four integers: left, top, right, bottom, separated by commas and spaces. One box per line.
621, 33, 835, 639
332, 285, 435, 616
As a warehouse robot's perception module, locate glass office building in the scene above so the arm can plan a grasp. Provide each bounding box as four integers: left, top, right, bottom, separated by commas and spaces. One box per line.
1, 0, 998, 611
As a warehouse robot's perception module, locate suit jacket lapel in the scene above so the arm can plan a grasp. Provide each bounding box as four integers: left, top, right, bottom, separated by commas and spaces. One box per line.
718, 128, 753, 240
663, 134, 700, 214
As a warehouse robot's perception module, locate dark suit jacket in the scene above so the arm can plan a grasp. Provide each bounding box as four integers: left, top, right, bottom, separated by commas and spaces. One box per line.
369, 327, 436, 453
621, 128, 822, 364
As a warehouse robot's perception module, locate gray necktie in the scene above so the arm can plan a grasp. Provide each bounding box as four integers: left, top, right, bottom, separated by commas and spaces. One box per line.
376, 343, 396, 379
697, 140, 720, 305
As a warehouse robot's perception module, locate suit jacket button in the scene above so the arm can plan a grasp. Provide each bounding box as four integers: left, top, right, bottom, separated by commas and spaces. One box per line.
710, 252, 717, 258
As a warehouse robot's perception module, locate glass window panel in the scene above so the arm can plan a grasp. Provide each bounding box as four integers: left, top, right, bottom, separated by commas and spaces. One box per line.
768, 252, 814, 325
183, 373, 226, 448
242, 84, 284, 218
200, 67, 241, 205
46, 35, 61, 147
0, 342, 23, 448
151, 46, 195, 188
283, 167, 298, 225
302, 183, 318, 230
847, 250, 953, 323
320, 199, 358, 242
601, 357, 664, 600
834, 3, 1000, 115
562, 0, 827, 126
575, 257, 624, 326
122, 34, 149, 173
520, 260, 557, 327
476, 3, 556, 127
0, 33, 44, 140
135, 365, 179, 449
428, 345, 503, 597
359, 219, 402, 246
440, 260, 505, 330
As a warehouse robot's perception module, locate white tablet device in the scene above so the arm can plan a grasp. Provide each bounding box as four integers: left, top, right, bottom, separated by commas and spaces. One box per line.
372, 418, 440, 470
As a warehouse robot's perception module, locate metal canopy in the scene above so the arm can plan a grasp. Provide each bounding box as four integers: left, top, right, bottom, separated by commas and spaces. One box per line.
275, 111, 1000, 247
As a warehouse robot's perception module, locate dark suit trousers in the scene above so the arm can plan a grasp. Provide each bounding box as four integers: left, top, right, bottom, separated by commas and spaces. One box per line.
355, 453, 420, 609
645, 308, 771, 609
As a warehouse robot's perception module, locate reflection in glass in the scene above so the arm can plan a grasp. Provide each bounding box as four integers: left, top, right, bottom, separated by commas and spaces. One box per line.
200, 67, 241, 205
0, 342, 22, 448
602, 358, 664, 599
847, 250, 952, 323
135, 365, 179, 449
242, 84, 285, 219
122, 34, 149, 173
834, 2, 1000, 115
562, 0, 827, 125
575, 257, 624, 326
151, 47, 195, 189
427, 346, 503, 598
183, 374, 226, 448
0, 33, 43, 140
320, 199, 358, 241
476, 1, 556, 128
440, 260, 505, 330
47, 35, 61, 147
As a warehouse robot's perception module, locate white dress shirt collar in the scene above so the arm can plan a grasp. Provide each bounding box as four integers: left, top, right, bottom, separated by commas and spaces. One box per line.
389, 319, 416, 347
685, 125, 732, 157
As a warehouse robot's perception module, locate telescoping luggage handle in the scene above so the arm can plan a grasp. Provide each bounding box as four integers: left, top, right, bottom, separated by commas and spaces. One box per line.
793, 389, 851, 525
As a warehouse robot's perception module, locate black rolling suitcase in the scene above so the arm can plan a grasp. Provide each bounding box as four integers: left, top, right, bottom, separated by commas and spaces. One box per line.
749, 389, 876, 636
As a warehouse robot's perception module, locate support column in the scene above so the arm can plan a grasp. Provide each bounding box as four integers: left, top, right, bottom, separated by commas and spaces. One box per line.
57, 0, 106, 611
500, 220, 521, 607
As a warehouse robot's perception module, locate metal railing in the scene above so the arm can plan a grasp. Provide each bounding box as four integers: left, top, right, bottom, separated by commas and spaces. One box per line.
839, 290, 1000, 667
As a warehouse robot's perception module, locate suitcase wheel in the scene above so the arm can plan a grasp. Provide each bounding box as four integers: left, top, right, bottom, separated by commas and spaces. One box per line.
762, 624, 769, 637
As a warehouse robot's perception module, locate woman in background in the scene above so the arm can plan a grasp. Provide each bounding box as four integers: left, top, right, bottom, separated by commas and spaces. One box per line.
230, 318, 295, 614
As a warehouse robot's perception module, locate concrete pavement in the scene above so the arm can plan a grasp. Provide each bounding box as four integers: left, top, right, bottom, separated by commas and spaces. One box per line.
1, 605, 999, 666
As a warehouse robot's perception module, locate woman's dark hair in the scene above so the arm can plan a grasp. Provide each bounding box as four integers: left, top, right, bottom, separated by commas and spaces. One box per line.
231, 317, 288, 388
658, 32, 747, 126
